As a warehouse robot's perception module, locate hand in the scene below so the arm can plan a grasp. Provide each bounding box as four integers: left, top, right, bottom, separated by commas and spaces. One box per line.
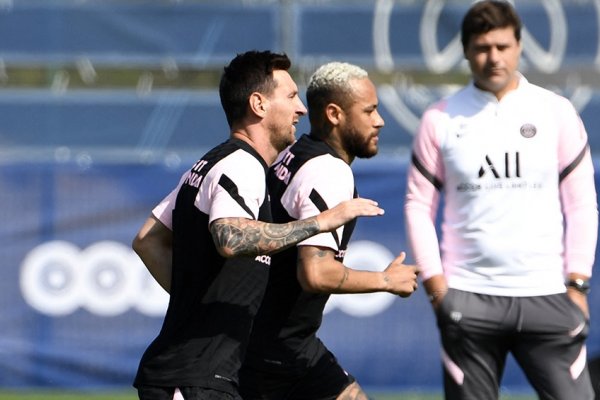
316, 198, 384, 232
567, 287, 590, 319
423, 275, 449, 310
382, 252, 419, 297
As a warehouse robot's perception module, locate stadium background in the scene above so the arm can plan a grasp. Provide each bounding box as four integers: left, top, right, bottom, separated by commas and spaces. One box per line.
1, 0, 599, 398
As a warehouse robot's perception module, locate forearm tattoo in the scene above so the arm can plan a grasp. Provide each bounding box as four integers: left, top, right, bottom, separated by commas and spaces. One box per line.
211, 217, 320, 256
383, 273, 390, 284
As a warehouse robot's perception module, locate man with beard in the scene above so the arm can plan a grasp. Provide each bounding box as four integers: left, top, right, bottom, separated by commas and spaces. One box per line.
405, 1, 597, 398
238, 62, 419, 400
132, 52, 387, 400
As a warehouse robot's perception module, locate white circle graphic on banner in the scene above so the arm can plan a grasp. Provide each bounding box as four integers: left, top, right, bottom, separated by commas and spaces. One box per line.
20, 241, 84, 316
20, 240, 169, 317
79, 241, 141, 316
20, 240, 398, 318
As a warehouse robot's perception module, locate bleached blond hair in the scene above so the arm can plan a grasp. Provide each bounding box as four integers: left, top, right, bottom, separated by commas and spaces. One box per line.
308, 62, 368, 92
306, 62, 369, 135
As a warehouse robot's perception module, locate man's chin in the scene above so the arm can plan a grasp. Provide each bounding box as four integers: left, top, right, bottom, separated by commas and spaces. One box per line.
274, 137, 294, 153
479, 76, 510, 92
357, 147, 378, 160
284, 135, 295, 148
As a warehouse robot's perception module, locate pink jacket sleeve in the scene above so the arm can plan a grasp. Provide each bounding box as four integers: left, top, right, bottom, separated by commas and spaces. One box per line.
404, 103, 446, 281
558, 104, 598, 277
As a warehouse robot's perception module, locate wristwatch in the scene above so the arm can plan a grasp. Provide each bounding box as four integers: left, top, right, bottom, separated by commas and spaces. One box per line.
566, 278, 591, 295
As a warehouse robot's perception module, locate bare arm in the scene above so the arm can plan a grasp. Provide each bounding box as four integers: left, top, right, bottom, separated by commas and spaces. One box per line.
132, 198, 384, 291
210, 197, 384, 258
422, 274, 449, 310
296, 246, 418, 296
132, 215, 173, 293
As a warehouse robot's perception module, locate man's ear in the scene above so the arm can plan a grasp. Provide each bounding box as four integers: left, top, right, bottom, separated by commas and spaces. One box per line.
325, 103, 343, 126
249, 92, 268, 117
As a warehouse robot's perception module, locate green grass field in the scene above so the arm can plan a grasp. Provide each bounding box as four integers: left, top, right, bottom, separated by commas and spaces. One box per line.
0, 390, 537, 400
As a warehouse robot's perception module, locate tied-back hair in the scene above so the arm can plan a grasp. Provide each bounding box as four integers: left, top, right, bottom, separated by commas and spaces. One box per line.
461, 0, 522, 50
219, 50, 291, 128
306, 62, 368, 138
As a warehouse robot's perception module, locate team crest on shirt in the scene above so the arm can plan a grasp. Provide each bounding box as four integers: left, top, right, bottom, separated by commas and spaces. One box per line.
520, 123, 537, 138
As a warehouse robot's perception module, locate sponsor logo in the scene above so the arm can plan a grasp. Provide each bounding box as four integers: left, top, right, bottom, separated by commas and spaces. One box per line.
183, 159, 208, 188
478, 152, 521, 179
254, 254, 271, 265
272, 150, 295, 185
456, 152, 543, 191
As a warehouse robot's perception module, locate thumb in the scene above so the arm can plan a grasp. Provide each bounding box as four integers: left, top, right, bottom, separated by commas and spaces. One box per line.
395, 251, 406, 263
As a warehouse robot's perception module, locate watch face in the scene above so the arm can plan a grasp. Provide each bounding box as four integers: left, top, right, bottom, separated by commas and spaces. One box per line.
567, 279, 591, 294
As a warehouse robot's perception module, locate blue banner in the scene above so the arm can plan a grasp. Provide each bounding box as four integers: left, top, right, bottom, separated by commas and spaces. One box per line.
1, 157, 599, 392
1, 0, 600, 393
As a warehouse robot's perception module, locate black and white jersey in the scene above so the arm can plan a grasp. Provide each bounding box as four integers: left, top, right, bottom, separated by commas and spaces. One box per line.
245, 134, 357, 371
134, 139, 272, 394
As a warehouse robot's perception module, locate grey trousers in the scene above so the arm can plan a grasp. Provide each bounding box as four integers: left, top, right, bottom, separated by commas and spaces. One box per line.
436, 289, 594, 400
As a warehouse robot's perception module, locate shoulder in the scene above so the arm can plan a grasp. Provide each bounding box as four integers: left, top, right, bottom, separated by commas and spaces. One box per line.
302, 154, 352, 181
217, 147, 265, 172
207, 148, 266, 191
288, 154, 353, 200
421, 85, 472, 122
522, 81, 576, 112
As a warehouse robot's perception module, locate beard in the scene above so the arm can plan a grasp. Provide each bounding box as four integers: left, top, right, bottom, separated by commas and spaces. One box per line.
269, 125, 295, 153
342, 126, 378, 159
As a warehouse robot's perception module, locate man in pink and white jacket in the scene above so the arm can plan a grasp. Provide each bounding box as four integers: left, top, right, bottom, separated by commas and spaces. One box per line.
405, 1, 598, 399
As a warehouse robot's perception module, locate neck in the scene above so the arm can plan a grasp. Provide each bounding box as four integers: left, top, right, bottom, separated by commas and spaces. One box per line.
231, 130, 278, 166
477, 74, 520, 101
313, 131, 353, 165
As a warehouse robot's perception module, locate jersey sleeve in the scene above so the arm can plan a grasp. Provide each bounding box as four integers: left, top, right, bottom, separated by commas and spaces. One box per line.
405, 103, 446, 280
284, 155, 354, 251
205, 150, 266, 224
151, 172, 189, 230
557, 100, 598, 277
152, 150, 267, 229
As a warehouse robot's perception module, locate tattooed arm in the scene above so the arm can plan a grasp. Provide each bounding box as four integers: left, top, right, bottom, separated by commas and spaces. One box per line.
210, 217, 319, 258
210, 197, 384, 258
297, 246, 419, 296
130, 196, 383, 292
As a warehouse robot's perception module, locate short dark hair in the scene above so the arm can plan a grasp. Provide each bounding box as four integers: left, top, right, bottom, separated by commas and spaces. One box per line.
461, 0, 522, 50
219, 50, 291, 128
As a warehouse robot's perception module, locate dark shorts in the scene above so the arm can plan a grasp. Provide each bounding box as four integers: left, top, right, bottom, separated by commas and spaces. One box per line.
239, 350, 355, 400
436, 289, 594, 400
137, 385, 242, 400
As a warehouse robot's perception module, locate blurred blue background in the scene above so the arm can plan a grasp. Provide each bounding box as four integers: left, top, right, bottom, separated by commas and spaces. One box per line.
1, 0, 599, 395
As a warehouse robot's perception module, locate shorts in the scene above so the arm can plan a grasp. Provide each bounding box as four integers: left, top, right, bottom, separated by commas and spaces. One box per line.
239, 350, 355, 400
137, 385, 242, 400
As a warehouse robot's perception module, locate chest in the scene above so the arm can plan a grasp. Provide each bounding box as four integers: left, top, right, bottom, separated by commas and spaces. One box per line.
440, 103, 559, 184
